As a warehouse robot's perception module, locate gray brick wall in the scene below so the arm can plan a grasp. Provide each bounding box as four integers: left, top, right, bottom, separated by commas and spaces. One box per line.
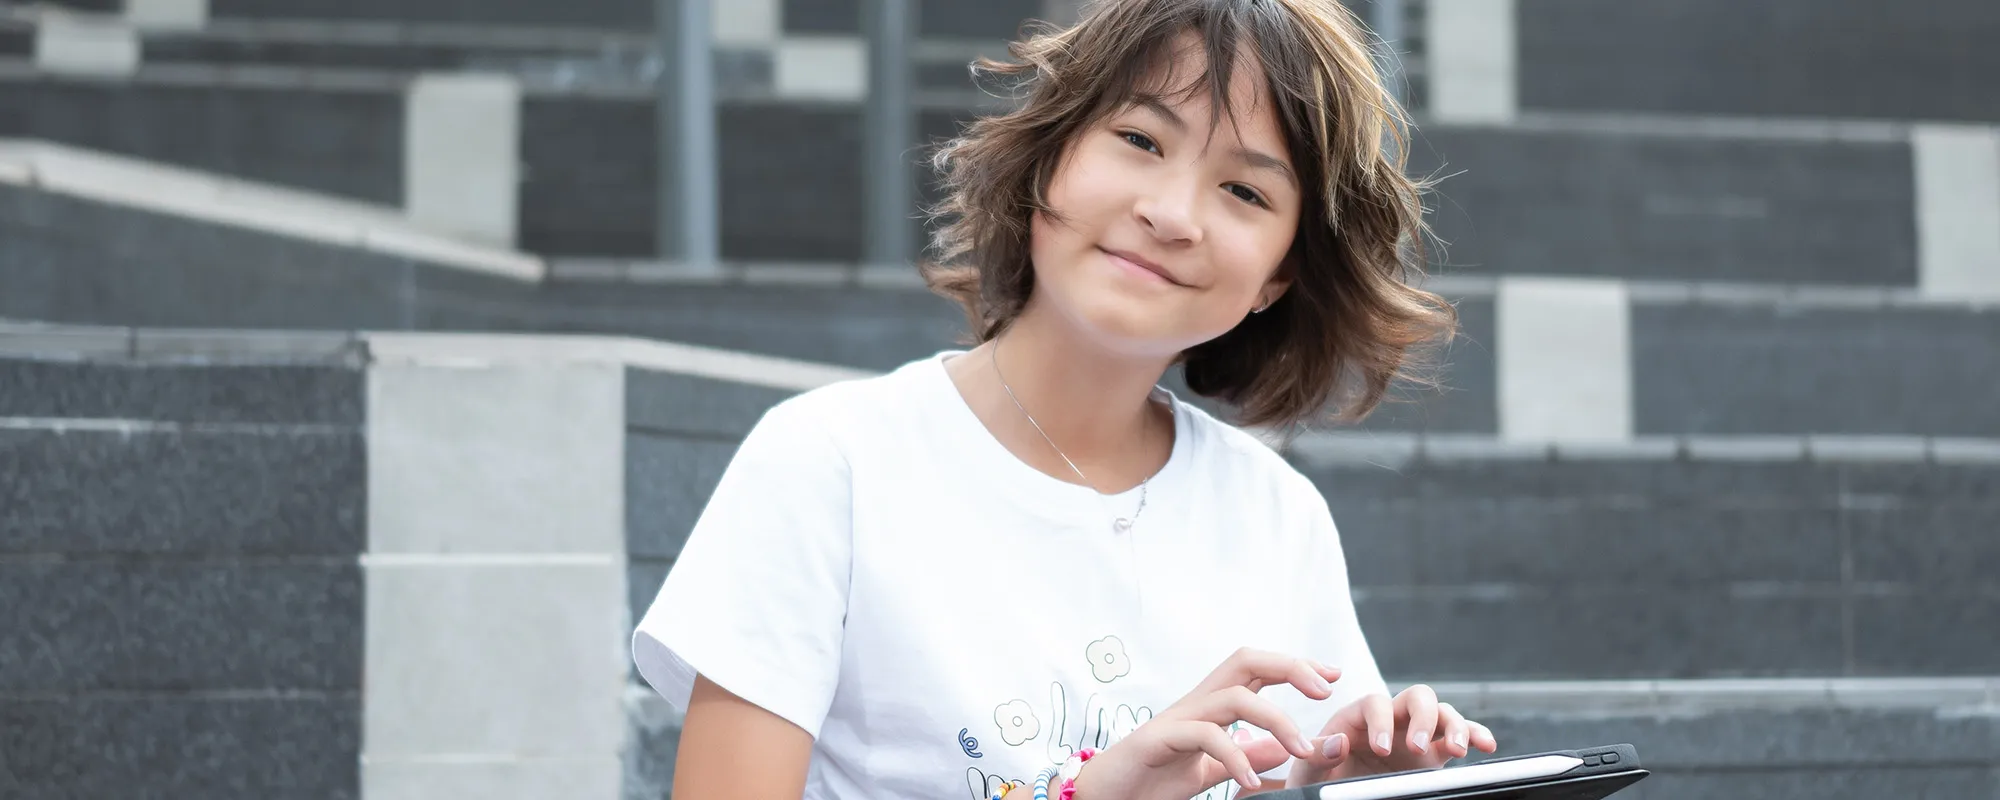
1304, 456, 2000, 679
1409, 127, 1918, 285
0, 355, 368, 800
0, 185, 423, 330
0, 696, 361, 800
1633, 303, 2000, 436
1517, 0, 2000, 122
783, 0, 1048, 37
0, 78, 403, 206
209, 0, 653, 28
521, 99, 877, 261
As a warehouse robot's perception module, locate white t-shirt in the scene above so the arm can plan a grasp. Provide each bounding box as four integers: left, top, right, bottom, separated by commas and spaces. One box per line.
632, 350, 1386, 800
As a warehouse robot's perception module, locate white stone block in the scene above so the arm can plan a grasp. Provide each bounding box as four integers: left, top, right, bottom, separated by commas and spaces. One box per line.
1496, 277, 1632, 443
366, 362, 624, 556
124, 0, 207, 30
362, 560, 628, 775
363, 758, 622, 800
1913, 125, 2000, 299
34, 15, 139, 77
404, 73, 521, 247
713, 0, 780, 45
774, 36, 867, 101
1424, 0, 1516, 124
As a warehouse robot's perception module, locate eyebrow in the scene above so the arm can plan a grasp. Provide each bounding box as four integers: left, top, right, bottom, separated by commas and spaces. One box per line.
1129, 94, 1299, 190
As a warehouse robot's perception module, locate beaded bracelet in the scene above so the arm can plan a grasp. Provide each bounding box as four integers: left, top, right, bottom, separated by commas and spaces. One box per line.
1030, 748, 1097, 800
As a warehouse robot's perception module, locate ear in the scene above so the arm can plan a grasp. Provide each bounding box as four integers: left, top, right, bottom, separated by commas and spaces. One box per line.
1257, 273, 1293, 312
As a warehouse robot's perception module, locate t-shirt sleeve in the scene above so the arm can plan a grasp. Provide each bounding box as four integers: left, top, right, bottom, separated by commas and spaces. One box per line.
1303, 494, 1390, 710
630, 396, 853, 740
1266, 480, 1390, 772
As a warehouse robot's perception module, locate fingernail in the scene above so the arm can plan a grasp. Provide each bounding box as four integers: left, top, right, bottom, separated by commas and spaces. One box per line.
1245, 773, 1262, 789
1411, 733, 1429, 754
1373, 732, 1392, 754
1296, 736, 1314, 755
1452, 731, 1469, 749
1232, 727, 1255, 744
1322, 733, 1346, 759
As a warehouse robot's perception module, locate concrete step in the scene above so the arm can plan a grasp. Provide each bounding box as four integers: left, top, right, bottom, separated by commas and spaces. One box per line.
9, 161, 1998, 439
7, 331, 1998, 684
111, 0, 1040, 39
1416, 678, 2000, 800
0, 327, 850, 800
4, 325, 1990, 797
0, 410, 366, 796
1295, 433, 2000, 680
0, 693, 360, 800
8, 60, 1997, 285
0, 12, 1006, 96
1451, 0, 2000, 124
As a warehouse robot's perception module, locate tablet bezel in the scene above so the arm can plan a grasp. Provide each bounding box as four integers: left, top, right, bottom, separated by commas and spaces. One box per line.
1263, 744, 1646, 800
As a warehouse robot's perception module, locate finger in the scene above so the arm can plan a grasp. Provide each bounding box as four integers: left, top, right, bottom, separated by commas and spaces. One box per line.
1158, 722, 1262, 791
1468, 720, 1499, 753
1233, 728, 1297, 776
1436, 702, 1470, 758
1189, 686, 1317, 760
1299, 732, 1350, 768
1398, 685, 1440, 756
1359, 692, 1396, 757
1285, 732, 1350, 788
1193, 648, 1339, 701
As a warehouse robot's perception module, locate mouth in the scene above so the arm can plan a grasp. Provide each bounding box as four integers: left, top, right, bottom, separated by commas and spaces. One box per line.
1100, 247, 1184, 286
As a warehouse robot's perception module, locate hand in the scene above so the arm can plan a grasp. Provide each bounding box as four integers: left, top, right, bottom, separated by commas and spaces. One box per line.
1069, 648, 1343, 799
1285, 684, 1498, 787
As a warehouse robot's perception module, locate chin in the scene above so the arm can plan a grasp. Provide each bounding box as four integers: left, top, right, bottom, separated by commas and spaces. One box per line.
1069, 294, 1221, 356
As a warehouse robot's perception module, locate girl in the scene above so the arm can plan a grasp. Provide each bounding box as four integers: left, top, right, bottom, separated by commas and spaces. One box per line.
633, 0, 1498, 797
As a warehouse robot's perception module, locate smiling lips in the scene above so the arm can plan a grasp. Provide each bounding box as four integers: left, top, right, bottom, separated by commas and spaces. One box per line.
1100, 247, 1184, 286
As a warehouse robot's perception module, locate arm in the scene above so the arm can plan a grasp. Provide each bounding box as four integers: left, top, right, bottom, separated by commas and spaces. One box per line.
673, 674, 816, 800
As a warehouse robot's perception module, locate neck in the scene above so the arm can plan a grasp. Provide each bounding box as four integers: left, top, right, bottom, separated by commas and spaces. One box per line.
975, 299, 1178, 482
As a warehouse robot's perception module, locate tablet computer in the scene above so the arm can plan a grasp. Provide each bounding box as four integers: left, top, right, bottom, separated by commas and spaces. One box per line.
1264, 744, 1647, 800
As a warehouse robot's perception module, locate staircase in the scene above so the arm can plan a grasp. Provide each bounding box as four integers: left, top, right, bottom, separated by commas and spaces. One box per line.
1, 0, 1996, 798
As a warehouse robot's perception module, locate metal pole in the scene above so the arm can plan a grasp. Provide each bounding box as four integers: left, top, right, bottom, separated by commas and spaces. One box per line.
656, 0, 719, 267
862, 0, 914, 271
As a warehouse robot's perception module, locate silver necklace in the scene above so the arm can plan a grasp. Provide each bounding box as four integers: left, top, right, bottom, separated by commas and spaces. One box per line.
990, 339, 1153, 534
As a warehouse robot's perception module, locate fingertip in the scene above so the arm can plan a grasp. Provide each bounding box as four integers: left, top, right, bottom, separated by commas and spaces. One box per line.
1319, 733, 1348, 762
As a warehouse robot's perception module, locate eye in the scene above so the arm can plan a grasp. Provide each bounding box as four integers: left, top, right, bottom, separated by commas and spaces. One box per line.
1119, 131, 1160, 154
1226, 183, 1268, 208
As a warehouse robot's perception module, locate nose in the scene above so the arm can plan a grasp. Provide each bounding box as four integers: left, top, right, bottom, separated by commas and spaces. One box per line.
1133, 175, 1204, 245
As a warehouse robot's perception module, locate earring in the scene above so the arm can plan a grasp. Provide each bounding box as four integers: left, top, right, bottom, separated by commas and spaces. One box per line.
1251, 302, 1269, 314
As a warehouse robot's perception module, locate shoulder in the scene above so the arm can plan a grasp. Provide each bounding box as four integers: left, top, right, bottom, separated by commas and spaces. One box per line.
1172, 399, 1329, 514
743, 353, 941, 451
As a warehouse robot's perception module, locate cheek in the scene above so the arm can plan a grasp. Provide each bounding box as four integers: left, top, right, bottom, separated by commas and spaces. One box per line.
1212, 222, 1296, 294
1046, 144, 1127, 226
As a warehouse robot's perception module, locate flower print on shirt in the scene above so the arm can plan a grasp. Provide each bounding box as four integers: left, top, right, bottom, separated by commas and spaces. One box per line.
1086, 635, 1131, 683
993, 699, 1041, 746
963, 633, 1159, 798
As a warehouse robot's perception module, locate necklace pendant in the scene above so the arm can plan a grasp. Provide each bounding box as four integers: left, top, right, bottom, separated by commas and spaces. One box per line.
1113, 518, 1132, 533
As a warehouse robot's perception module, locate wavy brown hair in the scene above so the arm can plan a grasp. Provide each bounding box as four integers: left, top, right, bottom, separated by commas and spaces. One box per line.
923, 0, 1456, 430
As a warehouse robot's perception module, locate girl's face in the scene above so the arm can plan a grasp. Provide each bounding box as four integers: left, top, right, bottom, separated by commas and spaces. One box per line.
1028, 42, 1302, 357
